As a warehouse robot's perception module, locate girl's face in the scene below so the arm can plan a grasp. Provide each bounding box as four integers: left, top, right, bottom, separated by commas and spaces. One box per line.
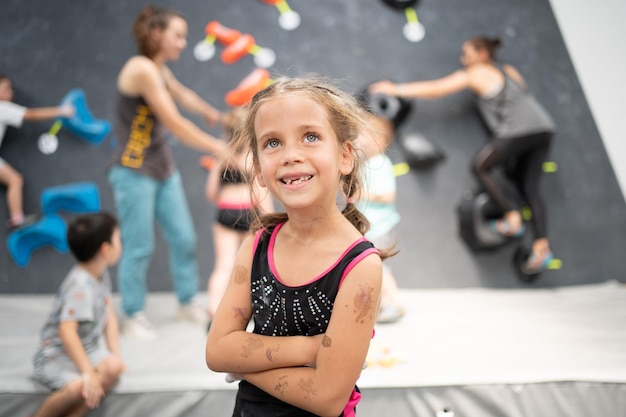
0, 79, 14, 101
154, 16, 188, 61
253, 95, 354, 211
460, 41, 484, 67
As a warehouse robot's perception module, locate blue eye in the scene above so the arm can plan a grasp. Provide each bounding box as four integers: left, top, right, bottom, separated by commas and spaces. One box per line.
265, 139, 280, 149
304, 133, 319, 143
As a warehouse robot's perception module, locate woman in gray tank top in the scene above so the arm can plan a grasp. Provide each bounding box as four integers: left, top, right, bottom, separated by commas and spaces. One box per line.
370, 36, 555, 274
108, 5, 229, 339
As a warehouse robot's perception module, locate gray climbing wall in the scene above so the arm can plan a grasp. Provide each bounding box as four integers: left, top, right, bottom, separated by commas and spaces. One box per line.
1, 0, 624, 293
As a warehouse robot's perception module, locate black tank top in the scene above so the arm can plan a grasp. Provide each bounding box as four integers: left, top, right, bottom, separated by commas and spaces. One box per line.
235, 222, 378, 416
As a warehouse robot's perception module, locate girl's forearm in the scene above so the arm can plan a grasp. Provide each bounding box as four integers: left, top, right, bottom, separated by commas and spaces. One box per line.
208, 332, 317, 374
243, 367, 350, 417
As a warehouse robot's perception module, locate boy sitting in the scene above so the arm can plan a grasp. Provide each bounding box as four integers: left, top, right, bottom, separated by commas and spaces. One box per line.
32, 212, 125, 417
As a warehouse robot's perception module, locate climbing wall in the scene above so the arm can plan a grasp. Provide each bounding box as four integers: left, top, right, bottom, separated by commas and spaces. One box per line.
1, 0, 625, 293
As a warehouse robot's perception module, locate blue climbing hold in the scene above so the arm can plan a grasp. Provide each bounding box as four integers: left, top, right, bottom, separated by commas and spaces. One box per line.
60, 88, 111, 144
7, 214, 69, 267
41, 182, 101, 215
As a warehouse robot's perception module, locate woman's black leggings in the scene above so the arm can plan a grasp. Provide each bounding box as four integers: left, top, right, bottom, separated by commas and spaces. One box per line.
472, 131, 553, 239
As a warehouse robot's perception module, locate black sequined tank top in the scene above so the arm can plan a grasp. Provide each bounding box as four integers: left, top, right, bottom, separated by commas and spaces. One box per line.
235, 222, 378, 416
250, 222, 377, 336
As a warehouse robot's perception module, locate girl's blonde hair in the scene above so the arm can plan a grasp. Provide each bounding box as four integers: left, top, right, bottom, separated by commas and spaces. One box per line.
222, 106, 248, 144
233, 77, 394, 259
132, 5, 184, 59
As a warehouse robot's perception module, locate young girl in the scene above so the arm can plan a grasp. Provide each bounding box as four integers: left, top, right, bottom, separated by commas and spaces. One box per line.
108, 5, 228, 338
206, 78, 388, 416
370, 36, 555, 274
205, 107, 273, 327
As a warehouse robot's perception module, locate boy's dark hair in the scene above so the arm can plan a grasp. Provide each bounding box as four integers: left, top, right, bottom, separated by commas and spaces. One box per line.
67, 212, 118, 262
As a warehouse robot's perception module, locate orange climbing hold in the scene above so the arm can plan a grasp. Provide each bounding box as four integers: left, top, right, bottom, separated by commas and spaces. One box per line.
205, 21, 241, 46
225, 68, 272, 107
259, 0, 282, 4
221, 34, 256, 64
199, 155, 216, 171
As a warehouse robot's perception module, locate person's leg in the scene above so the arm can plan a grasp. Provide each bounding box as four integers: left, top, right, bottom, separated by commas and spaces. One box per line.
32, 354, 86, 417
371, 231, 404, 323
511, 133, 553, 268
93, 353, 125, 393
207, 222, 246, 318
472, 141, 523, 234
32, 378, 85, 417
35, 352, 125, 417
154, 170, 199, 307
0, 158, 28, 226
108, 166, 157, 317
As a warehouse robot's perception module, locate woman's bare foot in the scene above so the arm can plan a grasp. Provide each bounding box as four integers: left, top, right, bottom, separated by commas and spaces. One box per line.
527, 238, 552, 270
492, 210, 524, 237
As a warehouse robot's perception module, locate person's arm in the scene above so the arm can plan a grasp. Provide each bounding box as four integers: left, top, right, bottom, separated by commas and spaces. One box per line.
238, 253, 383, 417
59, 321, 104, 409
124, 57, 227, 157
23, 104, 74, 121
205, 160, 223, 203
369, 70, 471, 100
163, 66, 222, 127
206, 235, 322, 373
103, 297, 124, 361
366, 190, 395, 204
502, 64, 528, 91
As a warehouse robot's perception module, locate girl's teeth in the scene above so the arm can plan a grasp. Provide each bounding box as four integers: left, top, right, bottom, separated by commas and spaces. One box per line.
284, 175, 312, 185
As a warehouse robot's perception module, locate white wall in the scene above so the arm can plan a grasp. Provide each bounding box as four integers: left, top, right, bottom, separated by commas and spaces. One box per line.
548, 0, 626, 203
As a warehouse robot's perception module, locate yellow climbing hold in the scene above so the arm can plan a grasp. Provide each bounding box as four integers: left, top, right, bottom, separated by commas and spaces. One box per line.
543, 161, 558, 173
548, 258, 562, 270
393, 162, 410, 177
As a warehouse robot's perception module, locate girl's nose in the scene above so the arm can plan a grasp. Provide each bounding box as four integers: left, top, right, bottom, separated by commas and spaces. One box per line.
281, 141, 303, 165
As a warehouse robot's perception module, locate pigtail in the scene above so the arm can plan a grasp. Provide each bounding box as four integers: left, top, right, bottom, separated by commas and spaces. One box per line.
342, 170, 397, 261
341, 171, 370, 236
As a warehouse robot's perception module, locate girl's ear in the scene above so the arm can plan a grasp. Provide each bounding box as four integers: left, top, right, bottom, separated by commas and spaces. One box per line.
253, 157, 266, 187
256, 172, 266, 188
339, 142, 355, 176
